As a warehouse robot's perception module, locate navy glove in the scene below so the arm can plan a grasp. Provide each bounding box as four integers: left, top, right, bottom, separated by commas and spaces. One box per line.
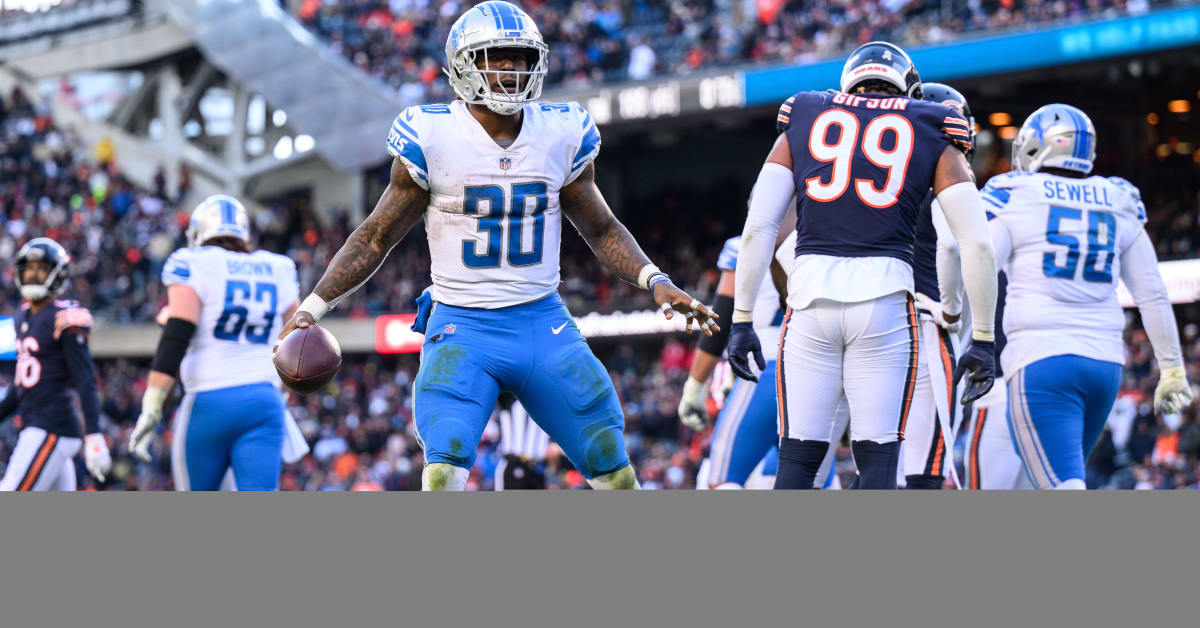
728, 322, 766, 383
954, 339, 996, 404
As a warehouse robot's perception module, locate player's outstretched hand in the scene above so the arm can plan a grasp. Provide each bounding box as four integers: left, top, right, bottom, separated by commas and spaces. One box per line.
954, 339, 995, 404
652, 281, 720, 336
1154, 365, 1193, 415
727, 322, 765, 383
913, 292, 961, 333
83, 433, 111, 483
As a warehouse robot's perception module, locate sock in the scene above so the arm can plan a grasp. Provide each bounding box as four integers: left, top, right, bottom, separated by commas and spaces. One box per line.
587, 464, 640, 489
774, 438, 830, 489
1053, 478, 1086, 490
851, 440, 901, 489
422, 463, 469, 491
904, 473, 944, 490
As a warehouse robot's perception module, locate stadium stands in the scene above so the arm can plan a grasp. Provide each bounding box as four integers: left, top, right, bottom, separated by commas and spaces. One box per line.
295, 0, 1165, 99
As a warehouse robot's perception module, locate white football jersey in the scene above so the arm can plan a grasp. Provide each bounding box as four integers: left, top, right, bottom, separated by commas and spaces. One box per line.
983, 171, 1147, 375
162, 246, 300, 393
719, 236, 784, 353
387, 100, 601, 309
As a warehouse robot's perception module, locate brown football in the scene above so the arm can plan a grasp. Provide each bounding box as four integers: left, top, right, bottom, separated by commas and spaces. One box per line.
274, 324, 342, 394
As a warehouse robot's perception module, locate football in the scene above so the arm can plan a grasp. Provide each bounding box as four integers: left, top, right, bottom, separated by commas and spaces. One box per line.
274, 324, 342, 394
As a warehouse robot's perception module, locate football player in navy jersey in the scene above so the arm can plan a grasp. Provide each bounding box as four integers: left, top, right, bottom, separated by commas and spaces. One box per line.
0, 238, 111, 490
728, 42, 999, 489
901, 83, 976, 489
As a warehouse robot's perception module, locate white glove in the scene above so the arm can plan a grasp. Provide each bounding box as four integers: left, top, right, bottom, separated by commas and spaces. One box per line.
913, 292, 962, 333
678, 377, 709, 430
83, 433, 111, 482
130, 387, 167, 463
1154, 365, 1193, 415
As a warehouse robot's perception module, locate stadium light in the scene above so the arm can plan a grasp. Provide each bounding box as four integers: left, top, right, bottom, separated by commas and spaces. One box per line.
998, 126, 1018, 140
273, 109, 288, 127
294, 135, 315, 153
1147, 113, 1159, 125
988, 112, 1011, 126
1167, 100, 1190, 113
273, 136, 293, 160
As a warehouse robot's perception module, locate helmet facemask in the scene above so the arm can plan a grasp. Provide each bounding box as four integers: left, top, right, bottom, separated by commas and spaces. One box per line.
447, 42, 548, 116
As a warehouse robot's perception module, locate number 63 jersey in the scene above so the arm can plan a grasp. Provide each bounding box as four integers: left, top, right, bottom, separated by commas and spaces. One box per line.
162, 246, 300, 393
386, 100, 601, 309
982, 171, 1147, 375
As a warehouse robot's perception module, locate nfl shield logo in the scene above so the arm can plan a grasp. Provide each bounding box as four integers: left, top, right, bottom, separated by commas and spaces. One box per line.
499, 157, 511, 170
444, 323, 457, 335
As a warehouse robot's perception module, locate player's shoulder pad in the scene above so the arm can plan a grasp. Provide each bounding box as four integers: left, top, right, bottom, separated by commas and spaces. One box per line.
162, 247, 200, 286
775, 91, 829, 133
53, 303, 93, 340
557, 102, 601, 183
916, 99, 972, 154
387, 104, 447, 190
1105, 176, 1147, 224
717, 236, 740, 271
979, 170, 1032, 218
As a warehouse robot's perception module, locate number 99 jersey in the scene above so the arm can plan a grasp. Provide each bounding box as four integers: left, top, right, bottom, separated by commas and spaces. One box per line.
386, 100, 601, 309
982, 171, 1147, 375
777, 90, 970, 266
162, 246, 300, 393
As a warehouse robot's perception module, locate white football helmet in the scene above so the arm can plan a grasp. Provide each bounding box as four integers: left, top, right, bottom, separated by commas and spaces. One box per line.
444, 1, 548, 116
1012, 104, 1096, 175
186, 194, 250, 248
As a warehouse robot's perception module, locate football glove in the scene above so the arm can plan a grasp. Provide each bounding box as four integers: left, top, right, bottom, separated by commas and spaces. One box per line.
130, 387, 167, 463
913, 292, 961, 333
954, 339, 995, 404
83, 433, 111, 482
678, 377, 709, 430
728, 322, 765, 383
1154, 365, 1193, 415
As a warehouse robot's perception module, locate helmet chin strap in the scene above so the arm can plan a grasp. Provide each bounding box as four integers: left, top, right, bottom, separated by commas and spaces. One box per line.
20, 285, 49, 302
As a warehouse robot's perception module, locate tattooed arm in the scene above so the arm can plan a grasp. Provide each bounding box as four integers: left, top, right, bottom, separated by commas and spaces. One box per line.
278, 157, 429, 339
561, 162, 720, 336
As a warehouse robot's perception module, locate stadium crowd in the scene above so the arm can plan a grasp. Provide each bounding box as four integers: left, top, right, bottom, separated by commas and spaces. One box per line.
295, 0, 1165, 101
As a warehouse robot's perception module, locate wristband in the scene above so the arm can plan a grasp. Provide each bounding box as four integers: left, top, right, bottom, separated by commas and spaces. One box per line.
647, 273, 671, 292
299, 293, 331, 322
637, 264, 663, 290
731, 309, 754, 324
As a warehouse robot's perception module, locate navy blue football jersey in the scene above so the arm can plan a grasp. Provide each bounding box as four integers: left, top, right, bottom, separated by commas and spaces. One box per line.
777, 91, 971, 265
0, 300, 101, 437
912, 189, 939, 299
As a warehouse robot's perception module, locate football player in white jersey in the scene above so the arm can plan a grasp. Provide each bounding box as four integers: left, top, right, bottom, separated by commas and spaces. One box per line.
277, 1, 716, 491
128, 195, 301, 490
975, 104, 1191, 489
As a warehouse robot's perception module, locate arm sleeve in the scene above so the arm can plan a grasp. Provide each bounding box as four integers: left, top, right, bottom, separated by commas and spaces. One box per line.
696, 293, 735, 356
61, 330, 101, 434
932, 200, 963, 314
937, 181, 997, 341
1120, 231, 1182, 369
386, 107, 431, 190
733, 162, 795, 320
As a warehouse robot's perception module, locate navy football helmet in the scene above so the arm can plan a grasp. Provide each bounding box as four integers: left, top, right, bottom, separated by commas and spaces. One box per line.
15, 237, 71, 302
922, 82, 975, 155
840, 41, 922, 99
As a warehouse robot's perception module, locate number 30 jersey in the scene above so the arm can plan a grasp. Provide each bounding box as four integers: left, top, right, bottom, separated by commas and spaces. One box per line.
776, 90, 970, 308
386, 100, 601, 309
162, 246, 300, 393
983, 171, 1147, 375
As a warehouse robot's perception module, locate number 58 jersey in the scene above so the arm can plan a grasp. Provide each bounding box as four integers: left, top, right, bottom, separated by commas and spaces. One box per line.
386, 100, 601, 309
983, 171, 1147, 375
162, 246, 300, 393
